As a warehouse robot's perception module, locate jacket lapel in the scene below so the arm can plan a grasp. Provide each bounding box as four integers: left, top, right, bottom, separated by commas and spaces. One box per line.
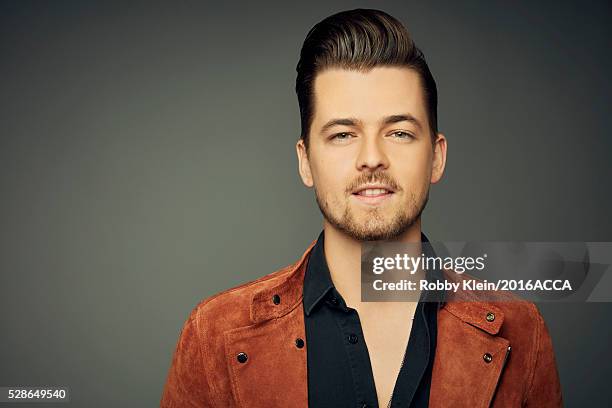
223, 240, 314, 408
429, 301, 511, 408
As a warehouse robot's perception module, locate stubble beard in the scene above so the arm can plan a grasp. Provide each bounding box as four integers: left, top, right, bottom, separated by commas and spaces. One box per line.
314, 186, 430, 241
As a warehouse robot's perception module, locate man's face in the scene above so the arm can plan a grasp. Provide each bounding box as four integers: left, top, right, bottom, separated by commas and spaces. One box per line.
296, 66, 447, 241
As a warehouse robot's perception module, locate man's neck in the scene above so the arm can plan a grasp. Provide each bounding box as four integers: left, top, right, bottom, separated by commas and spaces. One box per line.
322, 220, 423, 310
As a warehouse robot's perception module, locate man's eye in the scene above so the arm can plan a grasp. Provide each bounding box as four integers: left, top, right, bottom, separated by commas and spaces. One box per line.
331, 132, 353, 140
391, 131, 413, 139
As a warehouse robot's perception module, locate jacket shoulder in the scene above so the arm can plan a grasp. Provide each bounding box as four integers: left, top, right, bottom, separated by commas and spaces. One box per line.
191, 262, 296, 328
189, 238, 317, 331
160, 253, 309, 408
188, 237, 317, 333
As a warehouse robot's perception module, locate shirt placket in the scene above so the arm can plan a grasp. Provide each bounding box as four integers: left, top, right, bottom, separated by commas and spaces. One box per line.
329, 290, 379, 408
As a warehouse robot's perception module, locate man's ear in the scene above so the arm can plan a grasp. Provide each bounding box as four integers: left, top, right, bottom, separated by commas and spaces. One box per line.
296, 138, 314, 187
431, 132, 447, 184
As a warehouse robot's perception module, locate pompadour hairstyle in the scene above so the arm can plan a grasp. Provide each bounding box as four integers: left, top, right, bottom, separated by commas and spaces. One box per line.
295, 8, 438, 149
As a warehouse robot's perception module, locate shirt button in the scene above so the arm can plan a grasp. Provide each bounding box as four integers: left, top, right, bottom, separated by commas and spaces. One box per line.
486, 312, 495, 322
295, 338, 305, 348
348, 333, 359, 344
361, 404, 369, 408
329, 296, 339, 306
272, 294, 281, 304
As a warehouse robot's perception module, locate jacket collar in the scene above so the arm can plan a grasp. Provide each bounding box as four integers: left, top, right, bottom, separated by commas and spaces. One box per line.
250, 232, 505, 335
250, 237, 316, 324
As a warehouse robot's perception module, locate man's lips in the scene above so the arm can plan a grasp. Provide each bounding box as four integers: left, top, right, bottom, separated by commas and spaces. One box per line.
351, 187, 395, 205
351, 184, 396, 195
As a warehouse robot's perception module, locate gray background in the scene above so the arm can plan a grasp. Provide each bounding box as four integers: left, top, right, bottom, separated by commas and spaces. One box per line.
1, 0, 610, 406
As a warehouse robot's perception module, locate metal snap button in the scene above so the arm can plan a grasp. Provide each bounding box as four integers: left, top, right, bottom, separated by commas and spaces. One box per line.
486, 312, 495, 322
237, 352, 248, 363
483, 352, 493, 363
272, 294, 281, 305
295, 338, 305, 348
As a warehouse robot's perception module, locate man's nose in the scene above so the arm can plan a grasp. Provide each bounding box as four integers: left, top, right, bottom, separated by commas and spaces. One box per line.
355, 135, 390, 171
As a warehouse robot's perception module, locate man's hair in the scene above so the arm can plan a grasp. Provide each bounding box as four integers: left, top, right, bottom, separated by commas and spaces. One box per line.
295, 8, 438, 149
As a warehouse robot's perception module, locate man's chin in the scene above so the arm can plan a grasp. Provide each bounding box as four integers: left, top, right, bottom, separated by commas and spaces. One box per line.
353, 229, 400, 241
340, 220, 410, 241
317, 195, 420, 241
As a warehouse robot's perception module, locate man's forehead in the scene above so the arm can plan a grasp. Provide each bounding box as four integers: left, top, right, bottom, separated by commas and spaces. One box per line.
312, 66, 426, 125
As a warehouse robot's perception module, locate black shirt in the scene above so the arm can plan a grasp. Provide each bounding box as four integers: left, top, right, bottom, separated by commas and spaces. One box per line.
303, 230, 444, 408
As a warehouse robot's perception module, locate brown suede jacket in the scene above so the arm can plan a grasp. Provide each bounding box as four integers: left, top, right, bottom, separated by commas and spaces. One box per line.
160, 238, 563, 407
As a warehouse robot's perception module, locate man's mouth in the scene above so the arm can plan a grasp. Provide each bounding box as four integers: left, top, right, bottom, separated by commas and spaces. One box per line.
351, 185, 395, 205
353, 188, 393, 197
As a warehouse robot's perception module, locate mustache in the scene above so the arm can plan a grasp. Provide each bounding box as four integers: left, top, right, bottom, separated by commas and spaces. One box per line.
346, 171, 401, 193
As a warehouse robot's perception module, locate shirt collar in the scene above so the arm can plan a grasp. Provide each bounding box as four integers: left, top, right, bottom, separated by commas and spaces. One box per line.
421, 231, 447, 307
303, 230, 446, 316
303, 230, 334, 316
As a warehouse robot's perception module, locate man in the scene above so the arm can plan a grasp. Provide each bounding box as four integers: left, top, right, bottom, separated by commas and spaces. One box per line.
160, 9, 562, 407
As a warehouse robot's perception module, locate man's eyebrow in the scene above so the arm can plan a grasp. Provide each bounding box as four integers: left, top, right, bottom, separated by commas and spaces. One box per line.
320, 118, 363, 133
381, 114, 423, 130
319, 114, 423, 134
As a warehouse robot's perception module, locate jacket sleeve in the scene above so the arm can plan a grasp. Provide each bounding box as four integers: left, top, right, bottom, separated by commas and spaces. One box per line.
524, 307, 563, 407
160, 308, 213, 408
